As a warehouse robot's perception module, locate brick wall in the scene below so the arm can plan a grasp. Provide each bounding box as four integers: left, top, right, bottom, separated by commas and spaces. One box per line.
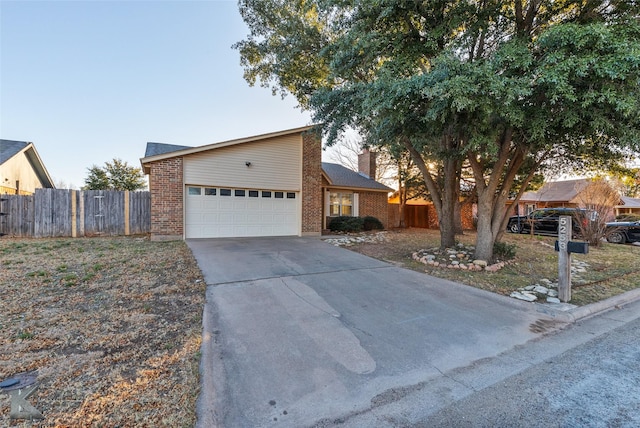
301, 131, 322, 235
148, 157, 183, 241
359, 191, 389, 228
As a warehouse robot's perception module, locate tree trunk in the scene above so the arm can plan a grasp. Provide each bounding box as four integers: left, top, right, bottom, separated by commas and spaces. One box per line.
402, 137, 457, 248
440, 157, 458, 247
474, 191, 496, 261
398, 174, 406, 228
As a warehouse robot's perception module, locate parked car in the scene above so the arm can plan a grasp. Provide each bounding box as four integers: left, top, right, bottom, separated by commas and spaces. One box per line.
507, 208, 595, 236
605, 220, 640, 244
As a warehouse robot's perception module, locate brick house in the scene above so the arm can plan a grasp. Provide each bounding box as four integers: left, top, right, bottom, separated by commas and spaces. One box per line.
511, 178, 621, 217
140, 126, 391, 240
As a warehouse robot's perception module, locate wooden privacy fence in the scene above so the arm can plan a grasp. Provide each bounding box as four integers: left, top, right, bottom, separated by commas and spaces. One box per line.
0, 189, 150, 238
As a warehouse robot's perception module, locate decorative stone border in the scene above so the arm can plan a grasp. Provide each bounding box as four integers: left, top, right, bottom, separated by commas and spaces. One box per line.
323, 231, 389, 247
510, 260, 591, 303
412, 244, 507, 272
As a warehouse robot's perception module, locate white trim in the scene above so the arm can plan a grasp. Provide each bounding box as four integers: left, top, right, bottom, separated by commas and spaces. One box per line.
353, 193, 359, 217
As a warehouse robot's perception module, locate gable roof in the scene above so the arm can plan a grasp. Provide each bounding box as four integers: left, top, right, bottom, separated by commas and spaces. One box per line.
141, 125, 316, 167
618, 196, 640, 208
1, 139, 29, 164
0, 139, 55, 188
145, 142, 192, 158
322, 162, 393, 192
520, 179, 592, 202
140, 140, 392, 193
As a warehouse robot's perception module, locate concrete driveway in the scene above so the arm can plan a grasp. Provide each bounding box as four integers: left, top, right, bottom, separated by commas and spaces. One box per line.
188, 237, 563, 427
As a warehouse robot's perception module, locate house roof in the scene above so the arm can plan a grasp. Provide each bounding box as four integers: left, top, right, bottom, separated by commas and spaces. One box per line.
1, 139, 29, 164
618, 196, 640, 208
140, 139, 392, 193
141, 125, 317, 168
0, 139, 55, 188
144, 142, 192, 158
322, 162, 393, 192
520, 179, 592, 202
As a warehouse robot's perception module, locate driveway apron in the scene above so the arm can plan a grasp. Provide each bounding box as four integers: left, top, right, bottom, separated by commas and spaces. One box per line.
188, 237, 561, 428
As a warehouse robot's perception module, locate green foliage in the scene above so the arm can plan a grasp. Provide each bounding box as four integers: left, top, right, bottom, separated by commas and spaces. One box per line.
493, 241, 517, 260
83, 158, 146, 191
328, 216, 364, 233
329, 216, 384, 232
236, 0, 640, 260
362, 216, 383, 231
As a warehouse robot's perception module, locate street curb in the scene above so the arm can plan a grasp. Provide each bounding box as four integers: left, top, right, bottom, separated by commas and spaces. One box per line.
534, 287, 640, 323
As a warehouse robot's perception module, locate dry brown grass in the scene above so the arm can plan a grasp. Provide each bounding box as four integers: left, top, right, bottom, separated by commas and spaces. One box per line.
0, 236, 205, 427
348, 228, 640, 306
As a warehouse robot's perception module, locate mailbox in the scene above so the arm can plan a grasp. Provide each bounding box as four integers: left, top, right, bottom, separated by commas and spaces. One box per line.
554, 240, 589, 254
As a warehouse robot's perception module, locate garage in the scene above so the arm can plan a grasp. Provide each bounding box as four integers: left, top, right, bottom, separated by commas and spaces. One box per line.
141, 126, 323, 241
185, 186, 299, 238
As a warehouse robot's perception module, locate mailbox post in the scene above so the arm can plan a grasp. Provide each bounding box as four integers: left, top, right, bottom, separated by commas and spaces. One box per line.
554, 215, 589, 302
557, 215, 572, 302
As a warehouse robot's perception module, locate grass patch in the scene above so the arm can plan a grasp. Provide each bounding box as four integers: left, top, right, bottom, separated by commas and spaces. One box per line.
347, 228, 640, 305
0, 236, 206, 427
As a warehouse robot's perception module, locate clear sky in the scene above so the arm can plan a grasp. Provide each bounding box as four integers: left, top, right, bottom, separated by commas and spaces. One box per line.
1, 0, 315, 189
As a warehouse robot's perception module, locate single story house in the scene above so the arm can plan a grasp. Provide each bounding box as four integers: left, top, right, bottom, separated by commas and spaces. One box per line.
0, 140, 54, 195
140, 126, 392, 240
615, 196, 640, 217
512, 178, 619, 215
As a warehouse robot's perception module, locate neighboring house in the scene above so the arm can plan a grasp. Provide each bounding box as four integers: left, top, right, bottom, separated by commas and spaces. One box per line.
140, 126, 392, 241
0, 140, 54, 195
512, 178, 620, 218
387, 192, 476, 230
615, 196, 640, 217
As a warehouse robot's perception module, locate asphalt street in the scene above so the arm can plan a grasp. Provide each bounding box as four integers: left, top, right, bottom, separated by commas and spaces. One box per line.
188, 237, 579, 428
419, 309, 640, 427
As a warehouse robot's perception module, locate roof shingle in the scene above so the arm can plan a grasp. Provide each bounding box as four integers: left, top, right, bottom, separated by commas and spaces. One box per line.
322, 162, 392, 192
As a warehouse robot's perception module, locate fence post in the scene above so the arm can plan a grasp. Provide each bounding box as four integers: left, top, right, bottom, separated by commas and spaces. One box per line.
71, 190, 77, 238
124, 190, 130, 236
79, 191, 85, 237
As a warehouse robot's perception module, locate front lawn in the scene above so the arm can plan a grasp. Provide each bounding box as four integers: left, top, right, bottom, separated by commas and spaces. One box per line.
0, 237, 205, 427
346, 228, 640, 306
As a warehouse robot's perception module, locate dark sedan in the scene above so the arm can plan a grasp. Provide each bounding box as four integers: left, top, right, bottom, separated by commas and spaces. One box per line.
606, 220, 640, 244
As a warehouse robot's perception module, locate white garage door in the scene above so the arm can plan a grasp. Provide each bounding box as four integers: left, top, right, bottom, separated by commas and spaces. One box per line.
185, 186, 299, 238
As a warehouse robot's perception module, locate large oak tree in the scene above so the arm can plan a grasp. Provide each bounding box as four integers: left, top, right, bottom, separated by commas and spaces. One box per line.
236, 0, 640, 260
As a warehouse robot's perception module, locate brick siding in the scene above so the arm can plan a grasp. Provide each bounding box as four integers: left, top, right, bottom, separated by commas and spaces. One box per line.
148, 157, 183, 241
301, 131, 322, 235
359, 191, 389, 228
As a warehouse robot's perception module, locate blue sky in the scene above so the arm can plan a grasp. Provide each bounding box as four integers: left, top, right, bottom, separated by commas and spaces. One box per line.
1, 0, 315, 188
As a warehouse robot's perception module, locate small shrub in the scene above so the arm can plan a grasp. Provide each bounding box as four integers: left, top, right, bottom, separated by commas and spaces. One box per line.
328, 216, 364, 232
494, 241, 517, 260
615, 213, 640, 222
362, 216, 384, 231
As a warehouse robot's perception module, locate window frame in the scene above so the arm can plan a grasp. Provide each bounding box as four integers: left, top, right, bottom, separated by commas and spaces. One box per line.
329, 191, 354, 217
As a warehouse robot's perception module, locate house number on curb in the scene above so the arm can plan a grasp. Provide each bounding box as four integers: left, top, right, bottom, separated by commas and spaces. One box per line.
558, 216, 572, 302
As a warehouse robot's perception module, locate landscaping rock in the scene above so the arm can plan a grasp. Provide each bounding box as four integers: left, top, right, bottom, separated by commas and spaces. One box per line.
510, 291, 537, 302
533, 285, 549, 294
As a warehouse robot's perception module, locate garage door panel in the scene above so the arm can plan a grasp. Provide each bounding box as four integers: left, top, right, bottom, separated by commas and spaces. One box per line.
186, 186, 298, 238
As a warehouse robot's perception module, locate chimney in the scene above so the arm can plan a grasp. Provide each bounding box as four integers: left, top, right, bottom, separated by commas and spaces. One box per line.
358, 149, 377, 179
